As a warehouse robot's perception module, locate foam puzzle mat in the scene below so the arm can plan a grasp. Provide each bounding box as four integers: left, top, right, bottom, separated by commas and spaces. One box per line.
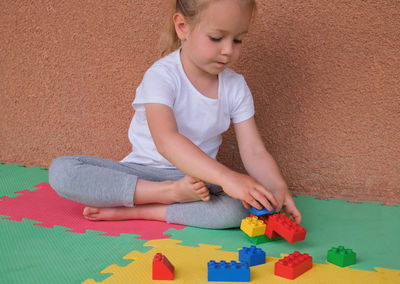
1, 163, 399, 283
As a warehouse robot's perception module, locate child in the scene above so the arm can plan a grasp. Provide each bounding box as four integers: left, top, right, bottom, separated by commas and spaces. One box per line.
49, 0, 302, 229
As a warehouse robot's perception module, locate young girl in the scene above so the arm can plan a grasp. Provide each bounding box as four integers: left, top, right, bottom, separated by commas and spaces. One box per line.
49, 0, 302, 229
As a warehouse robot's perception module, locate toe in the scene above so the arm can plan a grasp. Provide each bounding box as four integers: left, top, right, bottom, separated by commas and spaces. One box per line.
83, 207, 101, 220
193, 181, 206, 189
201, 194, 210, 202
195, 186, 209, 194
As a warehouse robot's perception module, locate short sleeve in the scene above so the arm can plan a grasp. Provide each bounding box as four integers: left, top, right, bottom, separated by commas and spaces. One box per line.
132, 66, 176, 111
230, 75, 255, 124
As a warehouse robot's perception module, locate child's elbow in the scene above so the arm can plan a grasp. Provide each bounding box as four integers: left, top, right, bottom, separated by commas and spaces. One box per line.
153, 133, 173, 157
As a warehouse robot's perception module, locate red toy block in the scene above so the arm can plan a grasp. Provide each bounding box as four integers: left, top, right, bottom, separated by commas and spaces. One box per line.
152, 253, 175, 280
266, 213, 306, 243
275, 251, 312, 280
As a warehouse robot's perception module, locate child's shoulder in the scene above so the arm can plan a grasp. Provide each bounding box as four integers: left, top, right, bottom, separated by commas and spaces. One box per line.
148, 50, 180, 73
222, 68, 245, 80
221, 68, 247, 88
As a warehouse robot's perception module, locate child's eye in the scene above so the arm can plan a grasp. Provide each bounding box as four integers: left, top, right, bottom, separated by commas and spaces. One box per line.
233, 39, 242, 44
209, 36, 222, 42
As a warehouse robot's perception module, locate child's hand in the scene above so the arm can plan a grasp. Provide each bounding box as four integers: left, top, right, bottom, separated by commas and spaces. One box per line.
273, 188, 302, 224
221, 171, 277, 211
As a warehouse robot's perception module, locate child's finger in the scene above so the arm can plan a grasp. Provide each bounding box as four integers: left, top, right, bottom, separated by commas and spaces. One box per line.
250, 192, 271, 211
284, 199, 302, 224
246, 196, 263, 210
253, 186, 277, 210
241, 200, 251, 209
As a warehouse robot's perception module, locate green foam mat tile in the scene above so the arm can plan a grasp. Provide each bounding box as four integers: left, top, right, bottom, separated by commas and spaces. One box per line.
0, 217, 152, 284
163, 196, 400, 272
0, 163, 48, 198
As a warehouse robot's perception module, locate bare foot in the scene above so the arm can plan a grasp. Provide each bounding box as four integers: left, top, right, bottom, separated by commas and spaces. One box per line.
83, 206, 127, 221
173, 175, 210, 203
83, 204, 167, 221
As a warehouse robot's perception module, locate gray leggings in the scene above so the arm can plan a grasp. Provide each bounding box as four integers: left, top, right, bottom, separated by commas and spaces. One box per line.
48, 155, 248, 229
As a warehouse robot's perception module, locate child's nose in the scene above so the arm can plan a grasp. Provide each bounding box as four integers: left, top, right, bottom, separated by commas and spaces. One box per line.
221, 41, 233, 56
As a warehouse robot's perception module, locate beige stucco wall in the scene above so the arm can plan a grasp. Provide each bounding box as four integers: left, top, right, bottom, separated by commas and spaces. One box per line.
1, 1, 399, 204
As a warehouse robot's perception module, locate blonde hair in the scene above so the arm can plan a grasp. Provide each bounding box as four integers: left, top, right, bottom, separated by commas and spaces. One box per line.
160, 0, 256, 57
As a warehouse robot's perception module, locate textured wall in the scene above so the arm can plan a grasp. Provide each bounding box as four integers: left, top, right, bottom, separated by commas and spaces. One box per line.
1, 1, 399, 204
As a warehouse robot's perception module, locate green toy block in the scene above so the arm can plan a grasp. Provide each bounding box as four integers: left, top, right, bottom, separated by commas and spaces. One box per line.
327, 246, 356, 267
245, 233, 282, 244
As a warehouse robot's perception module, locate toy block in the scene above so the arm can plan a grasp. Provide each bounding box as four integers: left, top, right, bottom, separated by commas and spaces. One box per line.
245, 233, 269, 244
327, 246, 356, 267
251, 211, 282, 222
245, 233, 282, 244
248, 205, 274, 216
239, 246, 266, 266
208, 260, 250, 282
274, 251, 312, 280
152, 253, 174, 280
259, 214, 280, 239
266, 213, 306, 243
240, 216, 266, 237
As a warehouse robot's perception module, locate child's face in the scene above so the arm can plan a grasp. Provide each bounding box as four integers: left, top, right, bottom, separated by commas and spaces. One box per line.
181, 0, 253, 77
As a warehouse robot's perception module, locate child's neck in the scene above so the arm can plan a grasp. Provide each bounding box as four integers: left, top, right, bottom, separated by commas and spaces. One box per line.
189, 72, 219, 99
180, 51, 219, 99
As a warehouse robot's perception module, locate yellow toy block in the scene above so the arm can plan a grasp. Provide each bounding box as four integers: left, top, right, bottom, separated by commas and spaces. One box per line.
240, 216, 266, 237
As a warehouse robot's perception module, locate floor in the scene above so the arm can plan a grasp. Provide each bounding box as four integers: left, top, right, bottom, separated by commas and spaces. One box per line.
1, 163, 399, 283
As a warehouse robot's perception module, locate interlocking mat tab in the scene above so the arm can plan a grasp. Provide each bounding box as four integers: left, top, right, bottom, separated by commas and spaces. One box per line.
0, 163, 48, 199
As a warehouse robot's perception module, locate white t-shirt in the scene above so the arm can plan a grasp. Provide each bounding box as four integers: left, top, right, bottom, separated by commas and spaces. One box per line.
121, 49, 255, 168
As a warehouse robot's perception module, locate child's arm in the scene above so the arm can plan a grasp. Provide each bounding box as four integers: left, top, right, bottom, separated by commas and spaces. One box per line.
234, 117, 302, 223
145, 103, 277, 211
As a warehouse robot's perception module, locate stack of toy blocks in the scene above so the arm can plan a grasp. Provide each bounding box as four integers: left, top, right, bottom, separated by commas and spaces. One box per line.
207, 246, 266, 282
152, 253, 175, 280
274, 251, 312, 280
207, 260, 250, 282
241, 205, 279, 244
327, 246, 356, 267
241, 206, 306, 244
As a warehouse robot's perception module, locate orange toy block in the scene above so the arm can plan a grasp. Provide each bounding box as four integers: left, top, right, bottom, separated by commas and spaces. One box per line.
265, 213, 306, 243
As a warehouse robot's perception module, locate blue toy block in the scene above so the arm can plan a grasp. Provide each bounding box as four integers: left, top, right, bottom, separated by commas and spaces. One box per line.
248, 205, 274, 216
208, 260, 250, 282
239, 246, 266, 267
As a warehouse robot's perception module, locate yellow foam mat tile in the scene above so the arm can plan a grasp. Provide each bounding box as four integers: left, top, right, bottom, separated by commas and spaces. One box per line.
83, 239, 400, 284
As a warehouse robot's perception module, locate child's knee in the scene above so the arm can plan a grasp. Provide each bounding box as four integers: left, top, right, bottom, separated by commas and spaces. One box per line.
48, 156, 79, 197
218, 200, 248, 228
201, 196, 248, 229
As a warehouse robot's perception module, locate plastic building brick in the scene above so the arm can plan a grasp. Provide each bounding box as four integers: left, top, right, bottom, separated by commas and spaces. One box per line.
152, 253, 175, 280
245, 233, 282, 244
240, 216, 266, 237
265, 213, 306, 243
248, 205, 274, 216
274, 251, 312, 280
239, 246, 266, 266
208, 260, 250, 282
245, 234, 269, 244
327, 246, 356, 267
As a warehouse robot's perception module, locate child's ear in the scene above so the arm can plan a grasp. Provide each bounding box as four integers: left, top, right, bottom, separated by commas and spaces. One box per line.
173, 13, 189, 41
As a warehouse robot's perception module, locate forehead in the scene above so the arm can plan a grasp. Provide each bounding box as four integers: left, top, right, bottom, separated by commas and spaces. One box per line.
196, 0, 252, 34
